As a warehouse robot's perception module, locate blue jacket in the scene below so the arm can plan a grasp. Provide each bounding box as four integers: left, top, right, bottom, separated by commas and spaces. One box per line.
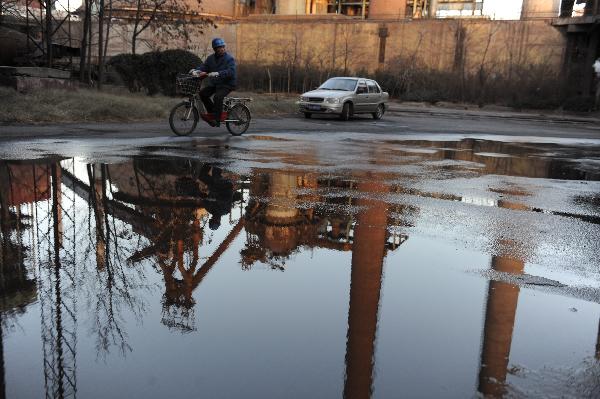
196, 52, 237, 88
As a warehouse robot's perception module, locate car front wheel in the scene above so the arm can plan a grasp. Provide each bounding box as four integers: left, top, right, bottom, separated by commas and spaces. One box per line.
340, 102, 352, 121
304, 112, 312, 119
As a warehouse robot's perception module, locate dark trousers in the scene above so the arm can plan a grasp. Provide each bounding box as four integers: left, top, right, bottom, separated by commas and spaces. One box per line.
199, 86, 232, 120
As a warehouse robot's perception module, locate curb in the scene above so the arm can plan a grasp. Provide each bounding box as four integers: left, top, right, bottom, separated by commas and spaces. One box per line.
386, 106, 600, 125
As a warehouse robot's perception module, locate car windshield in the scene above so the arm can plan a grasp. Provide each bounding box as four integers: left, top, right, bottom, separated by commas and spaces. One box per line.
318, 78, 357, 91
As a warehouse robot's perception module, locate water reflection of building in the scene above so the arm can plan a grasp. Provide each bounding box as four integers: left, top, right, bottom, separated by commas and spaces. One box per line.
3, 150, 599, 397
0, 160, 78, 399
0, 161, 47, 399
344, 176, 391, 399
241, 168, 408, 398
477, 201, 530, 397
242, 170, 407, 269
0, 162, 43, 315
398, 138, 600, 180
242, 170, 322, 268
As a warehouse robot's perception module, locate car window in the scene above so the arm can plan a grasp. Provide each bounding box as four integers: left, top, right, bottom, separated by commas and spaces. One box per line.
318, 78, 357, 91
357, 80, 367, 94
367, 81, 379, 94
367, 80, 380, 93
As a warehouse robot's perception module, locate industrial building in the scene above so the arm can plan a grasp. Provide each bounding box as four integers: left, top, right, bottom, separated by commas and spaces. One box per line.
199, 0, 565, 20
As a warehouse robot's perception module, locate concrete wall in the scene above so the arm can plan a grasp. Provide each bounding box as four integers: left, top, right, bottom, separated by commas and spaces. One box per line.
101, 17, 566, 76
103, 21, 239, 59
234, 18, 566, 74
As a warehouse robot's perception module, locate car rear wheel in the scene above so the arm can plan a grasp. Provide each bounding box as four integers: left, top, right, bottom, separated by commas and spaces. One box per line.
373, 104, 385, 120
340, 102, 352, 121
304, 112, 312, 119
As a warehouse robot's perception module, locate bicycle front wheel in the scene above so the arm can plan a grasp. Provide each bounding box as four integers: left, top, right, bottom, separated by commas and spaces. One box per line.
226, 104, 251, 136
169, 101, 199, 136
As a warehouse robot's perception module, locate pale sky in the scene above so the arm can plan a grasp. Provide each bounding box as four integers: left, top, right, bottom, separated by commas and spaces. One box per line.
483, 0, 524, 20
61, 0, 527, 20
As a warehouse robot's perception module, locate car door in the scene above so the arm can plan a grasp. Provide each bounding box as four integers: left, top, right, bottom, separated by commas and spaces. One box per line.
355, 80, 369, 113
367, 81, 381, 112
367, 80, 381, 112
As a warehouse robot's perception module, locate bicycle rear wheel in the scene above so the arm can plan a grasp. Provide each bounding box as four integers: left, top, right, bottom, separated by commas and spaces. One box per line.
169, 101, 199, 136
226, 104, 251, 136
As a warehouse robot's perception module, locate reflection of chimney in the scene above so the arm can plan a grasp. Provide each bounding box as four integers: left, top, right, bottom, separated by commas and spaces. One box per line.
344, 178, 388, 399
88, 164, 107, 270
478, 248, 525, 397
266, 172, 300, 222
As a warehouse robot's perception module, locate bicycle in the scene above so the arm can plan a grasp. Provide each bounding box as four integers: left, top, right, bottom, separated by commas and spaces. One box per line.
169, 73, 252, 136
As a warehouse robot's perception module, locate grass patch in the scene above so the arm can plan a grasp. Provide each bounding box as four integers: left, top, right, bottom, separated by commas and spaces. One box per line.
0, 86, 176, 124
0, 87, 298, 124
238, 92, 298, 117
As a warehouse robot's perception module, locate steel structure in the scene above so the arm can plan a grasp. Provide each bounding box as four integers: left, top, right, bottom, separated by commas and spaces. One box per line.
17, 0, 75, 67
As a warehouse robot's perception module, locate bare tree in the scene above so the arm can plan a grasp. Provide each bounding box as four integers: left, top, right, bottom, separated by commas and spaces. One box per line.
117, 0, 209, 55
472, 22, 502, 107
78, 0, 94, 83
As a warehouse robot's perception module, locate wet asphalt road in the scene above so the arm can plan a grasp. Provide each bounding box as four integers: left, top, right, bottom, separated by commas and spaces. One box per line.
1, 109, 600, 140
1, 112, 600, 398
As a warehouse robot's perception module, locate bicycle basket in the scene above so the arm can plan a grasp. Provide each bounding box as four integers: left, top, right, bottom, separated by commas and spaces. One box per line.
176, 74, 201, 95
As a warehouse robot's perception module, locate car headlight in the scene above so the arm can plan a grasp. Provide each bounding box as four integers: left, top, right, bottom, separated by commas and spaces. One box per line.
326, 98, 340, 104
300, 96, 308, 102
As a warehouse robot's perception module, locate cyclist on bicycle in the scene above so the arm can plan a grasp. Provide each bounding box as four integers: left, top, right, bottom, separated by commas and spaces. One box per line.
189, 38, 237, 127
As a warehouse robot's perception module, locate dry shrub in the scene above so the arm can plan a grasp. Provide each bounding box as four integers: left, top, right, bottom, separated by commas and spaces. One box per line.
237, 58, 568, 110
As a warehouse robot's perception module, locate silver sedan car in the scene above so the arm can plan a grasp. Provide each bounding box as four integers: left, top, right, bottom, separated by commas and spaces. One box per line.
298, 77, 389, 120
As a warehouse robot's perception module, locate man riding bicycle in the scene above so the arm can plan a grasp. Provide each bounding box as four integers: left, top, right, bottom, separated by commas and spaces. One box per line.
189, 38, 237, 127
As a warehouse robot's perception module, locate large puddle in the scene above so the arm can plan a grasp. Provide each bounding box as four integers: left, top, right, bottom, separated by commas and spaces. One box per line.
1, 137, 600, 398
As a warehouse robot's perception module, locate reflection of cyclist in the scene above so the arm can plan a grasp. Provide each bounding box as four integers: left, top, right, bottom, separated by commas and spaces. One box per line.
198, 165, 242, 230
189, 38, 237, 127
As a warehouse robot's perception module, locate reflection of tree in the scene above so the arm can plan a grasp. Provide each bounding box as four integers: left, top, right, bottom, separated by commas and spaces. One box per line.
86, 163, 138, 357
116, 160, 244, 332
37, 163, 78, 399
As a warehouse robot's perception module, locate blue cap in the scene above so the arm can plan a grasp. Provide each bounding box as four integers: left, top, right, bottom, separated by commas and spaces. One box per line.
212, 38, 226, 49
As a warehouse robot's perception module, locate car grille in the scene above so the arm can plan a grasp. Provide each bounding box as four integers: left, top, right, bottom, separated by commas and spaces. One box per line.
308, 97, 324, 103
